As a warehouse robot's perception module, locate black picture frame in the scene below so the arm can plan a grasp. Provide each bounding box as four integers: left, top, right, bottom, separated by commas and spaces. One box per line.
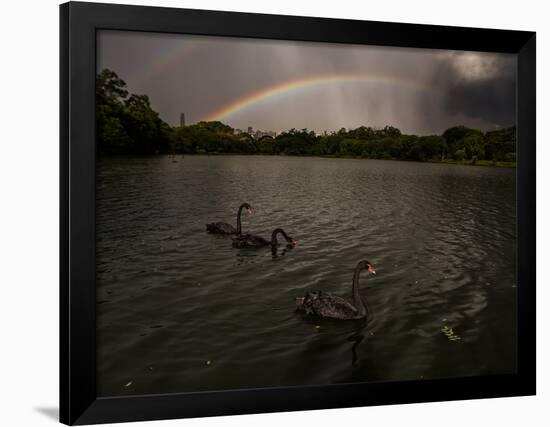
60, 1, 536, 425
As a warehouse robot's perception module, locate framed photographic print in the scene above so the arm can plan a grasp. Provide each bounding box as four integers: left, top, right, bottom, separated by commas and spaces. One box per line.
60, 1, 536, 425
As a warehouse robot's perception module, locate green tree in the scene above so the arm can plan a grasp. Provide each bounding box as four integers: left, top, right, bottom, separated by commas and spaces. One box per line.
275, 128, 317, 155
123, 94, 172, 154
485, 126, 516, 161
96, 68, 174, 154
96, 69, 129, 154
418, 135, 446, 160
463, 134, 485, 160
454, 149, 466, 161
442, 126, 484, 158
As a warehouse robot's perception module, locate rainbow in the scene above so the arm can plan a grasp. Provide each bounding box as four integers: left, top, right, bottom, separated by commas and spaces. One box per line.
133, 42, 198, 86
206, 73, 434, 121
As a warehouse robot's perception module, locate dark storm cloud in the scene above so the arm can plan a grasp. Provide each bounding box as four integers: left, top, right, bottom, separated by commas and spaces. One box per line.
432, 52, 516, 128
97, 31, 516, 135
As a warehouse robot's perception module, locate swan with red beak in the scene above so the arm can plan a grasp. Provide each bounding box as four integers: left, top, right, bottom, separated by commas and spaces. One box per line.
295, 260, 376, 320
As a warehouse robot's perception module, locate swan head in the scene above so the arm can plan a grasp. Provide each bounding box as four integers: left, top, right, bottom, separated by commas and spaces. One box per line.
285, 234, 297, 247
243, 203, 253, 215
363, 260, 376, 275
272, 228, 297, 247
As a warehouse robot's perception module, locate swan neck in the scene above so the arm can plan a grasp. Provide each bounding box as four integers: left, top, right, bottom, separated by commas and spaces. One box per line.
352, 263, 367, 315
236, 205, 245, 234
271, 229, 286, 245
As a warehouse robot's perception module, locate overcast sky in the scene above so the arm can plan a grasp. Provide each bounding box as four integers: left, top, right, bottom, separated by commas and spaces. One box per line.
97, 30, 516, 135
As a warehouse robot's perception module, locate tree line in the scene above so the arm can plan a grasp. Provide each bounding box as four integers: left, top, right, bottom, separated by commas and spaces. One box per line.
97, 69, 516, 165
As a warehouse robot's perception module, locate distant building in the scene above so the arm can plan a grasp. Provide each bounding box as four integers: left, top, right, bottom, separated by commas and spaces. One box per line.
253, 130, 277, 139
180, 113, 186, 127
247, 126, 253, 134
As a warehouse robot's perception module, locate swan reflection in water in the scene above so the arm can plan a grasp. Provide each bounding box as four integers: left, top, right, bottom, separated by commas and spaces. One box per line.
233, 243, 296, 264
298, 315, 368, 367
348, 322, 367, 367
271, 244, 296, 258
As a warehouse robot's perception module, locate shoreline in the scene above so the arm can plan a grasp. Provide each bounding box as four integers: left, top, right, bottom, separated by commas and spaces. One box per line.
101, 152, 516, 168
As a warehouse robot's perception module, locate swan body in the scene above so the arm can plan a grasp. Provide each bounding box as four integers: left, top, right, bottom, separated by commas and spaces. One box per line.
295, 260, 376, 320
295, 292, 361, 320
232, 228, 296, 249
206, 203, 252, 235
206, 222, 238, 234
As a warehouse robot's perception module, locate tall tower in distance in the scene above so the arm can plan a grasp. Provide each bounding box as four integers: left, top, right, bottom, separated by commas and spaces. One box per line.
180, 113, 185, 127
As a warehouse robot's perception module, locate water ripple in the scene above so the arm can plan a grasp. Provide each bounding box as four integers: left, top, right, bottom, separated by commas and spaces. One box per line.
97, 155, 517, 396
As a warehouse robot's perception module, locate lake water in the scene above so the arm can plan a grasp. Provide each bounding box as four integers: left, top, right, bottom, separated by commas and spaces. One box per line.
96, 155, 517, 396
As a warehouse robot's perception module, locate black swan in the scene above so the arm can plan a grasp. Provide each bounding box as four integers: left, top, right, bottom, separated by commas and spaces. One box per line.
232, 228, 296, 249
205, 203, 253, 235
295, 260, 376, 320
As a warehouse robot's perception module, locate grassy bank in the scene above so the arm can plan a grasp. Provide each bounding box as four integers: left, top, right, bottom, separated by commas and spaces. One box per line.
176, 152, 516, 168
430, 158, 516, 168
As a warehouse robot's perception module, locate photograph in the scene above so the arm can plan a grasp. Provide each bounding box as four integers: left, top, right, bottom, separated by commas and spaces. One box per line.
95, 30, 518, 397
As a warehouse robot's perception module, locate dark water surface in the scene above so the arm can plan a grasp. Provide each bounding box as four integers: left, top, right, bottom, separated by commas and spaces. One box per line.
96, 155, 517, 396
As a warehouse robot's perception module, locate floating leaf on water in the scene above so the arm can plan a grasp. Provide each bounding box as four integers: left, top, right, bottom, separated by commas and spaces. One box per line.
441, 325, 461, 341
